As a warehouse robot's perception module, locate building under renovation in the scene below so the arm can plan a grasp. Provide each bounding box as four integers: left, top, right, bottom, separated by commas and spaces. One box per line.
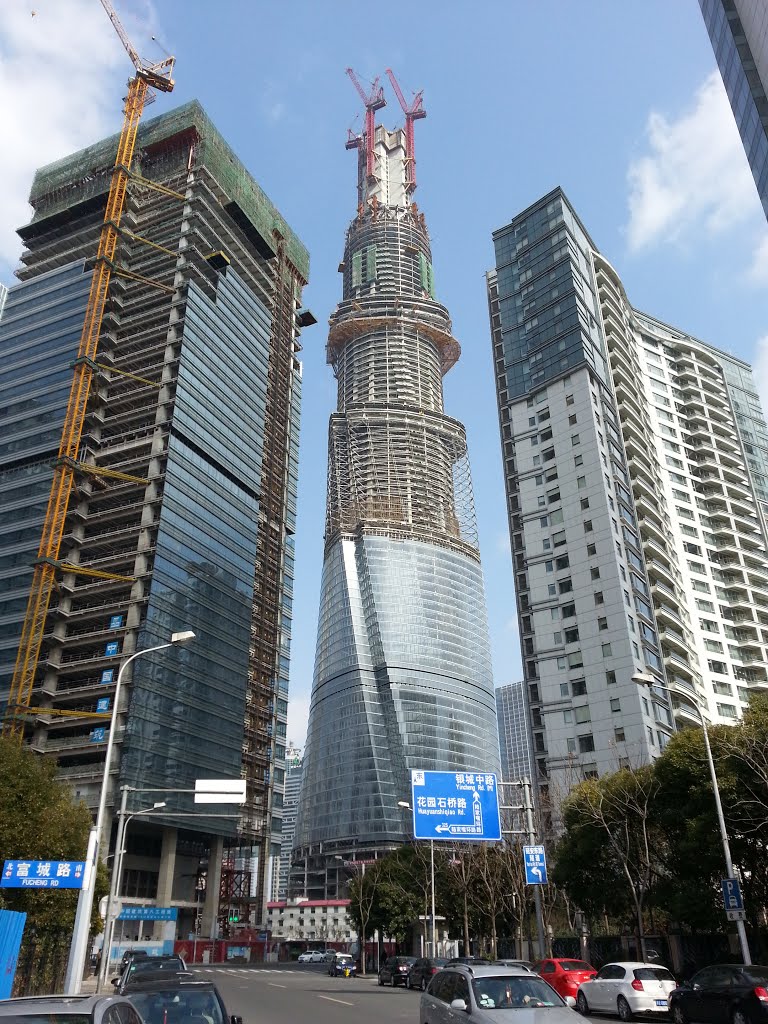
291, 73, 500, 898
0, 99, 310, 937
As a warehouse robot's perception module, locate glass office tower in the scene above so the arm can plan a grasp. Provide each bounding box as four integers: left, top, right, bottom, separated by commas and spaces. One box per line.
293, 118, 499, 897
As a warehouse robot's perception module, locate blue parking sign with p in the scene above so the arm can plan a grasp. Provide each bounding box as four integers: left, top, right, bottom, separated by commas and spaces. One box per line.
721, 877, 743, 911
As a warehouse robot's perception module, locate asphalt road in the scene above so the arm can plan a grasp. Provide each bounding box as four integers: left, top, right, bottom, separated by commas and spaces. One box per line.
195, 963, 608, 1024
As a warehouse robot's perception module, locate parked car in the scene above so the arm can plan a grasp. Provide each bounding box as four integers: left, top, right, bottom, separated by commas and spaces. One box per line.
496, 960, 535, 973
0, 995, 142, 1024
120, 949, 149, 969
297, 949, 327, 963
408, 958, 449, 990
576, 962, 677, 1020
379, 955, 418, 986
329, 954, 357, 977
668, 963, 768, 1024
112, 955, 187, 991
420, 963, 578, 1024
121, 974, 239, 1024
534, 958, 597, 999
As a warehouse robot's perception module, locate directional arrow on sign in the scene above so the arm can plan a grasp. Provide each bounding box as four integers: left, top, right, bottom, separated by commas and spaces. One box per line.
530, 866, 542, 881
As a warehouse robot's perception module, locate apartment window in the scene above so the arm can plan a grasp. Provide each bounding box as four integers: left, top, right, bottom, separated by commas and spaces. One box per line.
574, 705, 591, 724
568, 651, 584, 668
531, 436, 539, 447
529, 416, 536, 426
590, 567, 600, 580
578, 735, 595, 754
580, 497, 590, 510
647, 726, 655, 746
538, 496, 546, 507
584, 520, 593, 533
708, 660, 728, 675
569, 414, 577, 426
594, 591, 604, 605
563, 709, 573, 724
567, 738, 577, 753
547, 583, 556, 596
571, 678, 587, 697
587, 543, 597, 556
696, 599, 714, 612
566, 394, 574, 406
562, 602, 576, 618
577, 476, 586, 489
564, 626, 580, 643
538, 409, 550, 422
574, 455, 583, 466
539, 515, 549, 526
572, 434, 581, 446
533, 454, 541, 465
543, 447, 555, 462
606, 670, 617, 685
610, 698, 621, 712
598, 616, 608, 631
705, 639, 723, 653
583, 764, 599, 780
545, 560, 553, 573
558, 578, 573, 593
614, 727, 626, 742
548, 489, 561, 504
535, 474, 543, 484
559, 681, 569, 697
601, 643, 612, 658
556, 555, 570, 570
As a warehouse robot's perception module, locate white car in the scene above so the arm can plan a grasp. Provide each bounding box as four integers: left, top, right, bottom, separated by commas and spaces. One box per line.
576, 962, 677, 1020
298, 949, 327, 963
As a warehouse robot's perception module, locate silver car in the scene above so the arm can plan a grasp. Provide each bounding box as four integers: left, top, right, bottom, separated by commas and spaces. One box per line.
0, 994, 142, 1024
420, 964, 579, 1024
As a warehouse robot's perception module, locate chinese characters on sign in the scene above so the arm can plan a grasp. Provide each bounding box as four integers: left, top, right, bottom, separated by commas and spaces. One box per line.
118, 906, 178, 921
410, 770, 501, 841
1, 860, 85, 889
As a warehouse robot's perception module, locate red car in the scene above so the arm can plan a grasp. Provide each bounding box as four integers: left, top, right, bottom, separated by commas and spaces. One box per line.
535, 958, 597, 999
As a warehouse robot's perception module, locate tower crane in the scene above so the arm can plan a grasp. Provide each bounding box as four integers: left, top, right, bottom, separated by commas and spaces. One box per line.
385, 68, 426, 193
3, 1, 175, 738
345, 68, 386, 180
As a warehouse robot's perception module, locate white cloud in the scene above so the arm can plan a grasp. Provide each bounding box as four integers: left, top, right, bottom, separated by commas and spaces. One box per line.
0, 0, 160, 275
749, 232, 768, 286
627, 71, 763, 252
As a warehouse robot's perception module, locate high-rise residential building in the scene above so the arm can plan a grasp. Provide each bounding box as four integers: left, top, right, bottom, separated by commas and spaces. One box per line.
698, 0, 768, 220
495, 682, 534, 784
488, 187, 768, 818
292, 84, 500, 898
0, 100, 310, 932
277, 744, 303, 899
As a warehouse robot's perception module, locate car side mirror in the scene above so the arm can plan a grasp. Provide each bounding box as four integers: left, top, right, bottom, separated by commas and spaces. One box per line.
565, 996, 577, 1008
450, 999, 468, 1012
111, 978, 119, 987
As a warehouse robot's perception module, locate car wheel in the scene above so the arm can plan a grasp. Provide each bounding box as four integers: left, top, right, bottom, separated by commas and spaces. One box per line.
733, 1010, 752, 1024
406, 976, 411, 989
391, 975, 397, 986
618, 996, 634, 1022
576, 991, 589, 1015
672, 1003, 687, 1024
378, 976, 384, 986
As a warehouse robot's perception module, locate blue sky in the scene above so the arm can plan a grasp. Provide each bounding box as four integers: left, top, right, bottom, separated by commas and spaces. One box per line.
1, 1, 766, 749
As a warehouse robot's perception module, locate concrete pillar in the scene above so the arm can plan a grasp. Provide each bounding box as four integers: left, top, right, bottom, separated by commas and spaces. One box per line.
201, 837, 224, 940
153, 827, 177, 940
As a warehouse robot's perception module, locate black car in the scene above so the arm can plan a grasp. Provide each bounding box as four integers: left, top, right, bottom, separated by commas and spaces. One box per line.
378, 956, 417, 987
113, 956, 188, 992
122, 975, 241, 1024
121, 949, 149, 970
407, 958, 449, 991
669, 964, 768, 1024
328, 954, 357, 977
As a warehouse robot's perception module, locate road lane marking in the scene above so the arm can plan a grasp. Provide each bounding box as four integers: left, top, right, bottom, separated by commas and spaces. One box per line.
268, 982, 287, 989
318, 995, 354, 1006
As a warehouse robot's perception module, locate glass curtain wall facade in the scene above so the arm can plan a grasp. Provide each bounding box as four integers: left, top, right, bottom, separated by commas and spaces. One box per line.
293, 120, 499, 897
495, 682, 534, 784
0, 101, 309, 929
699, 0, 768, 219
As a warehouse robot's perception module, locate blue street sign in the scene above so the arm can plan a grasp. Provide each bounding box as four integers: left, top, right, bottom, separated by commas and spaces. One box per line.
1, 860, 85, 889
722, 877, 744, 911
105, 642, 119, 657
90, 727, 106, 743
410, 770, 501, 841
101, 669, 115, 684
96, 698, 111, 713
523, 845, 548, 885
118, 906, 178, 921
109, 615, 124, 630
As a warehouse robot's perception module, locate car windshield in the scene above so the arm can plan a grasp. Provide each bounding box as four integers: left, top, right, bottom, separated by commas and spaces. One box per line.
127, 989, 224, 1024
634, 969, 675, 982
559, 961, 593, 972
474, 977, 565, 1009
396, 957, 416, 964
129, 960, 182, 976
337, 956, 353, 964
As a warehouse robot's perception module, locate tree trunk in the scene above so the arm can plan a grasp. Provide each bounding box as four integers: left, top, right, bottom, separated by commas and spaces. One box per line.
463, 892, 470, 955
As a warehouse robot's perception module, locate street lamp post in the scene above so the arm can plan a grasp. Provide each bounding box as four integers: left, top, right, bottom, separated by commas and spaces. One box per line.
399, 800, 436, 958
64, 630, 195, 994
97, 790, 166, 989
632, 673, 752, 965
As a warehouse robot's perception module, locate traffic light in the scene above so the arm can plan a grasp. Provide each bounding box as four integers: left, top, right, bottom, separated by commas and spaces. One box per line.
228, 913, 239, 923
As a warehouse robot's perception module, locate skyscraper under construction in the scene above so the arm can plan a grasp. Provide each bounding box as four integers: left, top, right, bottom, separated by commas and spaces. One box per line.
0, 100, 310, 934
292, 73, 500, 897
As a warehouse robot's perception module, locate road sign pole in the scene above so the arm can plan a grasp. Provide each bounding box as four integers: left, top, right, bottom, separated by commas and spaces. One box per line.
523, 779, 546, 959
430, 839, 436, 958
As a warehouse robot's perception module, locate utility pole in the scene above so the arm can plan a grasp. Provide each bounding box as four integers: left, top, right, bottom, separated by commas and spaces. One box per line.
499, 779, 546, 960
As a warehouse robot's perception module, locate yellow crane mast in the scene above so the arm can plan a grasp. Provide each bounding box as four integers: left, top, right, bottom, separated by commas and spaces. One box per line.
3, 1, 175, 738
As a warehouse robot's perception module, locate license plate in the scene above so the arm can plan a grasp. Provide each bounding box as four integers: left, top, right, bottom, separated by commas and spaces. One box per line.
655, 1000, 668, 1007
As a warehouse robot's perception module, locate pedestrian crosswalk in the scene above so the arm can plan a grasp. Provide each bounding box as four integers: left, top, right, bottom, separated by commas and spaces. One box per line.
197, 967, 309, 975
